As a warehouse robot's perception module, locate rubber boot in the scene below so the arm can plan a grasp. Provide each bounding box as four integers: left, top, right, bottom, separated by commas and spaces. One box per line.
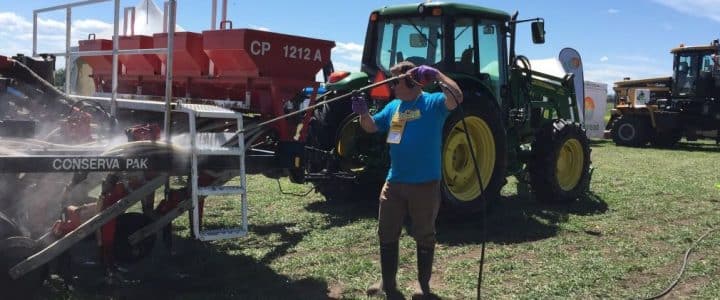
412, 245, 440, 300
367, 242, 404, 299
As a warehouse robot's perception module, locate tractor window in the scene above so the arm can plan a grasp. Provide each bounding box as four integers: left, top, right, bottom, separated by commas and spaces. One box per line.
453, 18, 503, 97
453, 18, 475, 74
477, 21, 501, 94
674, 54, 696, 95
701, 53, 715, 73
375, 17, 443, 72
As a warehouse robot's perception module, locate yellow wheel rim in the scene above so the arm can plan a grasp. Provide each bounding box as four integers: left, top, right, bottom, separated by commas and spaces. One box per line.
336, 117, 359, 158
556, 138, 584, 191
442, 116, 495, 202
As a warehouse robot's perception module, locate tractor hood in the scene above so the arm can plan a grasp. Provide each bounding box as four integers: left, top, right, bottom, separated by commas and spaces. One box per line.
325, 71, 370, 92
528, 48, 586, 122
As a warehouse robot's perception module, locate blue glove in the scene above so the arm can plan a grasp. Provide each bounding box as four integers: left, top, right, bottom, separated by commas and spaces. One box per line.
411, 65, 439, 85
351, 94, 369, 115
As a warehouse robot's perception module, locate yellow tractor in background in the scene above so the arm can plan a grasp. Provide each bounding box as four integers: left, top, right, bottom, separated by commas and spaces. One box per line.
608, 40, 720, 147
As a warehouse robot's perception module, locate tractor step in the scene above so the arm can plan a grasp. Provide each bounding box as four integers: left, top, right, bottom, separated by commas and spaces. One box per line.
195, 228, 248, 241
196, 148, 243, 156
197, 186, 245, 196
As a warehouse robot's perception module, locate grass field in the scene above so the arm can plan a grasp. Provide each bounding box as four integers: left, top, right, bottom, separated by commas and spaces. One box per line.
48, 139, 720, 299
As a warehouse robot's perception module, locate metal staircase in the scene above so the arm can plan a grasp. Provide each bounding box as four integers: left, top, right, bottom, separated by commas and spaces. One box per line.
180, 103, 247, 241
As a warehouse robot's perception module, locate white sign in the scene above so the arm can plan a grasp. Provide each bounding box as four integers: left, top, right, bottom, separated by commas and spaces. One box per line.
634, 88, 651, 106
583, 81, 608, 138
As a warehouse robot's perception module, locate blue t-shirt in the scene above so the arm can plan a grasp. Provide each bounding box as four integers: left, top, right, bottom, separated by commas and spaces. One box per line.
372, 92, 450, 183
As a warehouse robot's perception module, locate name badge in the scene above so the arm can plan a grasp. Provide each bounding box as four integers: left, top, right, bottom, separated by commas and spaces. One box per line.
387, 111, 406, 144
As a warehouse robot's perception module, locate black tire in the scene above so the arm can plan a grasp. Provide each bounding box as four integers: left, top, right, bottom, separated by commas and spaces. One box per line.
310, 114, 385, 202
611, 115, 651, 147
650, 130, 682, 147
440, 100, 507, 211
528, 120, 591, 202
0, 237, 47, 299
306, 96, 386, 202
114, 212, 155, 264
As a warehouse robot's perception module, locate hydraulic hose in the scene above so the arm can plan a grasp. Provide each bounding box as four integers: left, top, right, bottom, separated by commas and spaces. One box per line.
237, 73, 409, 134
7, 58, 68, 100
438, 81, 487, 300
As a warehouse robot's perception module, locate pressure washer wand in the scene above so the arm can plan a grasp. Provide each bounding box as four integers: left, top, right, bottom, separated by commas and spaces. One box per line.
237, 73, 408, 134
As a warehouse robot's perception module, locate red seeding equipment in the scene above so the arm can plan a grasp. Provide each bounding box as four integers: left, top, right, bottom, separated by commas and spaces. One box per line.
0, 0, 335, 296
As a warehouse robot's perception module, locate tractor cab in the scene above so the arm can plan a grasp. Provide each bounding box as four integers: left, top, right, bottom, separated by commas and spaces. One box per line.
671, 41, 720, 100
361, 3, 510, 100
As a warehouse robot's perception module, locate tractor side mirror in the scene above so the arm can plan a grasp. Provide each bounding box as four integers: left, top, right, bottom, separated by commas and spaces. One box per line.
531, 21, 545, 44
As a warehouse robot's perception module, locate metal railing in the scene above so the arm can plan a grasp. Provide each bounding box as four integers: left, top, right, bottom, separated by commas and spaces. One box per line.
32, 0, 176, 142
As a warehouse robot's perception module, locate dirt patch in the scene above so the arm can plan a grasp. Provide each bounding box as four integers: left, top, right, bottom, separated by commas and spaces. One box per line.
661, 276, 710, 299
327, 282, 344, 299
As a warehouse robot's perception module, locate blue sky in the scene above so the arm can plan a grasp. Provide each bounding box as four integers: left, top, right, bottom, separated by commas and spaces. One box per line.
0, 0, 718, 94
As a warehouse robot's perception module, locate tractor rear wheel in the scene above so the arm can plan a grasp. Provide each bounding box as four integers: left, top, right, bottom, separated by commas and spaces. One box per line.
528, 120, 591, 202
440, 101, 506, 211
611, 115, 650, 147
0, 237, 47, 299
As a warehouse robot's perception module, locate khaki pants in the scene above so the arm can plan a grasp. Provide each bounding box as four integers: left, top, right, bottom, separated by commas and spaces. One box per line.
378, 180, 441, 248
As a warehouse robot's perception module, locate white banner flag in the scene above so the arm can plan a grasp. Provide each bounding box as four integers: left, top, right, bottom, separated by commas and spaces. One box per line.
583, 81, 608, 138
559, 48, 585, 123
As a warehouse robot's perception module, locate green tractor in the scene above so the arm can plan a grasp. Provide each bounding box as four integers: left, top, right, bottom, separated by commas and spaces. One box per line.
300, 2, 591, 210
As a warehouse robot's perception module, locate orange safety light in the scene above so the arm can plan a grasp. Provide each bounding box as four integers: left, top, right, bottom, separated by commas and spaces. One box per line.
328, 71, 350, 83
432, 8, 442, 16
370, 13, 378, 22
370, 71, 392, 101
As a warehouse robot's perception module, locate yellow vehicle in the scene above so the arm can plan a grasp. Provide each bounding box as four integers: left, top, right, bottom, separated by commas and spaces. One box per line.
608, 40, 720, 147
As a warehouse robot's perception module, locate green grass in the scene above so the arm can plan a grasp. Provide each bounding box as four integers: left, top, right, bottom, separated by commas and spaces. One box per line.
50, 140, 720, 299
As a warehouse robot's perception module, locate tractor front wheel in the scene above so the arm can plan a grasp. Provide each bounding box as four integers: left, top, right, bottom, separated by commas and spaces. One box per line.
528, 120, 591, 202
307, 100, 384, 202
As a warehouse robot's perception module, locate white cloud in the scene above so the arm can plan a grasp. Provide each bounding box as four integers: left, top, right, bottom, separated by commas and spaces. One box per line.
332, 61, 358, 72
584, 62, 668, 91
333, 41, 363, 62
600, 56, 609, 62
608, 8, 619, 14
0, 11, 114, 56
0, 12, 31, 32
653, 0, 720, 22
330, 41, 363, 72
